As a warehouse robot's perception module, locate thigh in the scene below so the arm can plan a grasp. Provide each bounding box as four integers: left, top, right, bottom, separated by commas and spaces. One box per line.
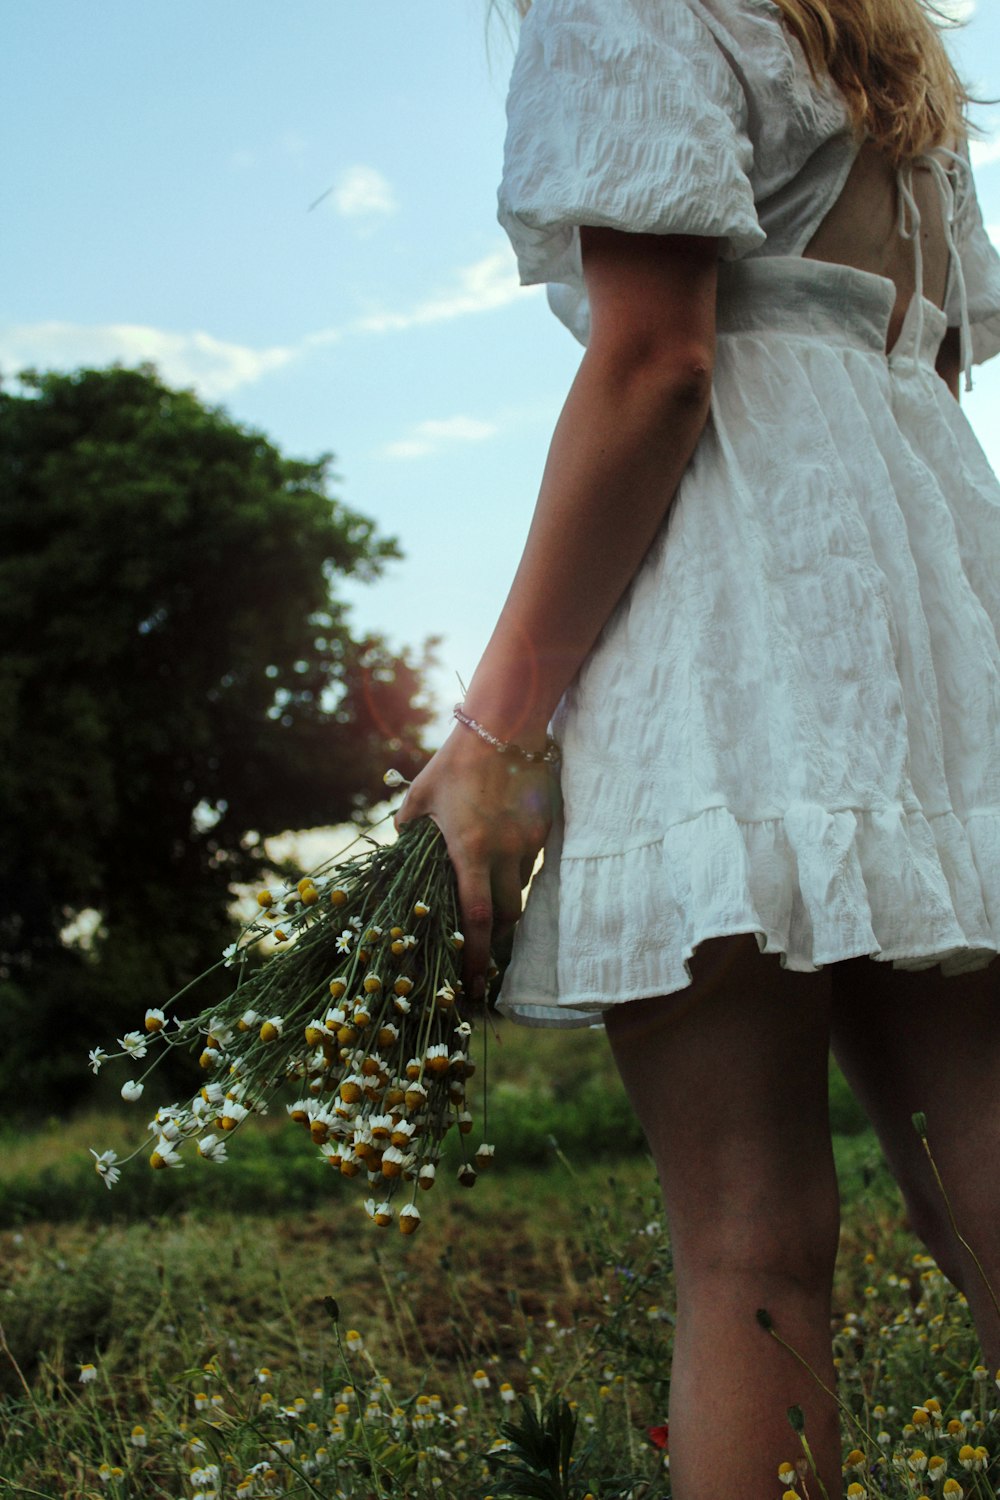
604, 933, 838, 1269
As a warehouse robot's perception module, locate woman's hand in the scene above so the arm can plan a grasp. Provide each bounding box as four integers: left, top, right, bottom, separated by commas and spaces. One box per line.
395, 725, 556, 999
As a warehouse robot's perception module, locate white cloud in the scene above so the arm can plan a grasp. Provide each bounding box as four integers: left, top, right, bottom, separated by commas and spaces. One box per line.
331, 165, 396, 219
0, 247, 537, 402
357, 248, 536, 333
0, 321, 296, 400
382, 414, 498, 460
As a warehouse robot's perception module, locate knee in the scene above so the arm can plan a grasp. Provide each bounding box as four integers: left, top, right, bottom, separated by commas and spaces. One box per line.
674, 1196, 841, 1302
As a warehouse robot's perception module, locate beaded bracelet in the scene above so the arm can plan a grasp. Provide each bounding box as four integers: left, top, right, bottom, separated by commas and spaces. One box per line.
453, 704, 561, 765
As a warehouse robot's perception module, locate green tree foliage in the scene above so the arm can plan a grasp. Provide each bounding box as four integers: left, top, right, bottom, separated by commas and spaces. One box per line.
0, 364, 432, 1110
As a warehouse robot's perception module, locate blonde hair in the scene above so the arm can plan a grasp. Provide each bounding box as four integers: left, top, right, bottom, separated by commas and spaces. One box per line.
767, 0, 970, 162
509, 0, 970, 165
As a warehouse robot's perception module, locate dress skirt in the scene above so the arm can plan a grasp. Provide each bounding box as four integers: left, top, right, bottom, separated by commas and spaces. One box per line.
497, 256, 1000, 1027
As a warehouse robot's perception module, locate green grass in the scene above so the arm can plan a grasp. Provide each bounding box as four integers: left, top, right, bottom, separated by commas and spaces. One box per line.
0, 1019, 868, 1228
7, 1023, 982, 1499
1, 1138, 996, 1499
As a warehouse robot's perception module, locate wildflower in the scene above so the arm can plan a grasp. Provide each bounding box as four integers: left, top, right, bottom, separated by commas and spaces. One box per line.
88, 1047, 108, 1074
943, 1482, 964, 1498
844, 1451, 866, 1473
418, 1162, 436, 1190
846, 1486, 867, 1500
259, 1016, 284, 1043
413, 901, 430, 918
220, 1099, 248, 1131
500, 1382, 516, 1404
475, 1143, 496, 1170
405, 1080, 428, 1111
150, 1136, 183, 1170
425, 1043, 450, 1075
472, 1370, 490, 1391
120, 1079, 144, 1102
399, 1202, 421, 1235
79, 1362, 97, 1384
237, 1008, 259, 1031
118, 1030, 148, 1060
130, 1424, 148, 1448
363, 1199, 394, 1227
340, 1073, 364, 1104
451, 930, 464, 950
197, 1134, 228, 1163
336, 931, 354, 954
777, 1463, 797, 1489
457, 1162, 477, 1188
222, 942, 239, 967
435, 983, 456, 1009
383, 768, 407, 788
90, 1149, 121, 1189
144, 1007, 166, 1032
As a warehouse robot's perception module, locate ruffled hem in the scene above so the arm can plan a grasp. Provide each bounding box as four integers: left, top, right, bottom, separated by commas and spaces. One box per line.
495, 801, 1000, 1028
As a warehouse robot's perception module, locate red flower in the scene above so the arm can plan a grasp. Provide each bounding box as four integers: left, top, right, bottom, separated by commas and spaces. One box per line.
648, 1423, 669, 1450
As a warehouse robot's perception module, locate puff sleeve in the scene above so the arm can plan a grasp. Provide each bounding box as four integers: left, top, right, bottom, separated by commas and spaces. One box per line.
497, 0, 765, 342
946, 152, 1000, 368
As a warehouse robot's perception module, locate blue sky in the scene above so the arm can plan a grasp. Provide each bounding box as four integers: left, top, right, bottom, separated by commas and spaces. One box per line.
4, 0, 1000, 763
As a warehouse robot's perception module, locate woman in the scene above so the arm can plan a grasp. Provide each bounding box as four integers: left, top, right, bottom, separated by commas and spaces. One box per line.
399, 1, 1000, 1492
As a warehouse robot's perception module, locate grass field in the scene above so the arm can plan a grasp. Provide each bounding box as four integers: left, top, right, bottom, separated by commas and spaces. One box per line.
1, 1022, 997, 1498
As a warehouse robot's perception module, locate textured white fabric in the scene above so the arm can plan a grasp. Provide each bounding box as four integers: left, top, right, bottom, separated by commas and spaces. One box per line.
498, 0, 1000, 357
494, 2, 1000, 1026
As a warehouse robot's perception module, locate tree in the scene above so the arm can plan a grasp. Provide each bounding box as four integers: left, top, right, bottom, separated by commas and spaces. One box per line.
0, 364, 432, 1109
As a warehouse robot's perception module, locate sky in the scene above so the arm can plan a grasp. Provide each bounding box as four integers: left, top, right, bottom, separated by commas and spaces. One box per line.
3, 0, 1000, 774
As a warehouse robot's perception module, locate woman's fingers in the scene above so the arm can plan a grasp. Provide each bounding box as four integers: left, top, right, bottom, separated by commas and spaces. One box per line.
491, 864, 524, 944
455, 861, 494, 1000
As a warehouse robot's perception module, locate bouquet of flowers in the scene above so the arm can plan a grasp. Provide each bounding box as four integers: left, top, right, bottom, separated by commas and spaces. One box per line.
88, 773, 495, 1235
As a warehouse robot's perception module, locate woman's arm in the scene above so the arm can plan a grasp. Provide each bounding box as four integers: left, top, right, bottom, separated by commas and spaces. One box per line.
398, 227, 720, 994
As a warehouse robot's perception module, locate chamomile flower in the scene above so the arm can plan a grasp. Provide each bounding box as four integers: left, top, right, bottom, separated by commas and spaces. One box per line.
197, 1134, 228, 1163
118, 1030, 148, 1060
150, 1136, 184, 1170
399, 1202, 421, 1235
336, 931, 354, 954
88, 1047, 108, 1074
90, 1149, 121, 1189
79, 1362, 97, 1384
120, 1079, 144, 1102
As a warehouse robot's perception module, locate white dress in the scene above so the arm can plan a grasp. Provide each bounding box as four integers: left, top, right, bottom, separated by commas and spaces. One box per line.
494, 0, 1000, 1027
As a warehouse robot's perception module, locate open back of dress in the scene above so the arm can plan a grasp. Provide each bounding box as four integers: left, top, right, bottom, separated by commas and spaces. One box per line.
803, 143, 953, 356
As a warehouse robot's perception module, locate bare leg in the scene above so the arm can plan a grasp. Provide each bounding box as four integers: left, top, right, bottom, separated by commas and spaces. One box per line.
604, 933, 842, 1500
830, 953, 1000, 1369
